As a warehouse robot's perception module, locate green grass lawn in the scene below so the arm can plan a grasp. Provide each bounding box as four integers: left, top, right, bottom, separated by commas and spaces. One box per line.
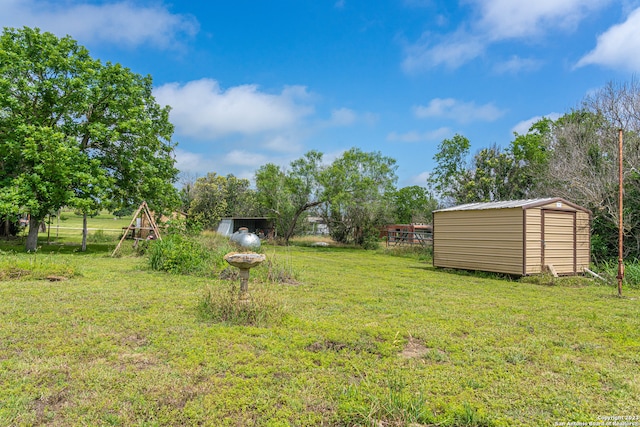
0, 239, 638, 426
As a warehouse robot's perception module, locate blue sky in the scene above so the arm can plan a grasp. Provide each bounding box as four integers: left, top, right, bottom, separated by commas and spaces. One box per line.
3, 0, 640, 188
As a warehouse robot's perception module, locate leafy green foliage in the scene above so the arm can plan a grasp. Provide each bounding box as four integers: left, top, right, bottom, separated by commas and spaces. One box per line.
592, 259, 640, 289
186, 173, 259, 230
147, 234, 211, 275
255, 151, 324, 243
427, 134, 471, 203
320, 148, 397, 246
428, 125, 551, 206
392, 185, 438, 224
0, 27, 179, 252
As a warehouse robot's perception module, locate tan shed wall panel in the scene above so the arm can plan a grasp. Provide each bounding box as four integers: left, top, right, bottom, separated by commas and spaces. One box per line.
576, 212, 590, 272
525, 209, 543, 275
434, 208, 523, 275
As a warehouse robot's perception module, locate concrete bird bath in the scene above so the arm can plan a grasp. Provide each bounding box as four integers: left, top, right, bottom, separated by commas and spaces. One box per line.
224, 228, 265, 299
223, 252, 266, 295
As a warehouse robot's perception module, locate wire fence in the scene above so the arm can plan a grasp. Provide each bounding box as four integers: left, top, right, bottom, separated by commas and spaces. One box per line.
386, 230, 433, 247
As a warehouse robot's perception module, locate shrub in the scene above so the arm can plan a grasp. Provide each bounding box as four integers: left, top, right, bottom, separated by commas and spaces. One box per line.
148, 234, 211, 275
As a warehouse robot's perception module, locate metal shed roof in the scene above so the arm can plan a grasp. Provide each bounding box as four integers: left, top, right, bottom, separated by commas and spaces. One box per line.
434, 198, 589, 213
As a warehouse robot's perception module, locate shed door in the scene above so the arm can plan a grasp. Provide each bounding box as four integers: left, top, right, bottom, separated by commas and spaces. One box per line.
542, 210, 576, 274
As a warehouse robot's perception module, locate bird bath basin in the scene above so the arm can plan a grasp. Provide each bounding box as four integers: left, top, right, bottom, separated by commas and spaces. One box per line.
223, 252, 266, 297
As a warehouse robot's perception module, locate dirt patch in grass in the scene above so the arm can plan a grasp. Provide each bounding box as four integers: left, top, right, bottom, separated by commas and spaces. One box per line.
307, 340, 348, 352
399, 336, 429, 359
32, 389, 69, 425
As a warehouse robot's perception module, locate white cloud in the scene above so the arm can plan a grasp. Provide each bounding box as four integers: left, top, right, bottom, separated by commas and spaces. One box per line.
576, 6, 640, 72
334, 0, 345, 9
318, 108, 377, 128
402, 0, 610, 71
402, 31, 485, 72
0, 0, 198, 48
511, 113, 561, 135
154, 79, 314, 140
414, 98, 505, 123
493, 56, 543, 74
175, 148, 285, 181
329, 108, 357, 126
407, 171, 431, 186
263, 133, 304, 153
224, 150, 269, 167
174, 148, 218, 176
387, 127, 452, 142
473, 0, 610, 41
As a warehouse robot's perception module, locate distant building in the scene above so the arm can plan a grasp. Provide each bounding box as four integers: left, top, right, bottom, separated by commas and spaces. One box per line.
307, 216, 329, 235
217, 217, 273, 238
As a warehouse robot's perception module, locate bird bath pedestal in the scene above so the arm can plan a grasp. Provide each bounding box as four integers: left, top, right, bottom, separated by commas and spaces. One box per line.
223, 252, 266, 296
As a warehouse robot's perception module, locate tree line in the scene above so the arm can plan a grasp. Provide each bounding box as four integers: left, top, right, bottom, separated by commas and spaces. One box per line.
180, 148, 436, 249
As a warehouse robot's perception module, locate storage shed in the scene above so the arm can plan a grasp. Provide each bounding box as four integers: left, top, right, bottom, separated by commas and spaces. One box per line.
216, 217, 273, 238
433, 198, 591, 276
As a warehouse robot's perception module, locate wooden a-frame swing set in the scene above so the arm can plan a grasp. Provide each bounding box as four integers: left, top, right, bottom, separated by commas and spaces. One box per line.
111, 201, 162, 256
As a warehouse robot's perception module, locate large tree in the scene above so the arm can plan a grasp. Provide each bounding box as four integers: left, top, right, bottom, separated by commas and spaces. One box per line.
319, 148, 397, 247
427, 134, 471, 205
255, 151, 324, 243
0, 27, 179, 251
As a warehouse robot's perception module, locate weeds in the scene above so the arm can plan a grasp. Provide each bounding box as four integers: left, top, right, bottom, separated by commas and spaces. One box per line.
447, 402, 493, 427
198, 283, 286, 326
594, 259, 640, 288
260, 253, 299, 284
337, 372, 493, 426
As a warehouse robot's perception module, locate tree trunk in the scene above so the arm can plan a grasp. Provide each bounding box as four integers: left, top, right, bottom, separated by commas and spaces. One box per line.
81, 212, 88, 252
26, 216, 40, 251
284, 201, 323, 244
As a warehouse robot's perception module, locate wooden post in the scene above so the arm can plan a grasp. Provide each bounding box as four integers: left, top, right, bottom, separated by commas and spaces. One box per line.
617, 129, 624, 297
